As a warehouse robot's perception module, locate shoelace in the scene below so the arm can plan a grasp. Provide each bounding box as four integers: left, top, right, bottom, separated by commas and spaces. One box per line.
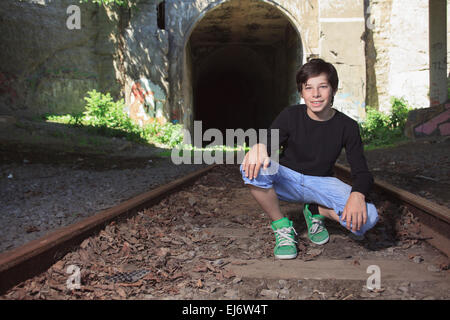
309, 217, 324, 235
274, 227, 298, 247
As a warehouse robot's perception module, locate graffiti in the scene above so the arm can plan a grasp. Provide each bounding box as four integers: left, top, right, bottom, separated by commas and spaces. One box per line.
128, 78, 166, 126
439, 122, 450, 136
0, 72, 18, 104
171, 109, 180, 123
414, 103, 450, 136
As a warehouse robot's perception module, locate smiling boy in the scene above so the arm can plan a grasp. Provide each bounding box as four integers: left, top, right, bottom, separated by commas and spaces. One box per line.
240, 58, 379, 259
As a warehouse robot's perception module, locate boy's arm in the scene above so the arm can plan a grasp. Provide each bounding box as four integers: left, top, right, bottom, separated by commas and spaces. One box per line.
341, 120, 373, 232
344, 121, 373, 198
242, 107, 291, 178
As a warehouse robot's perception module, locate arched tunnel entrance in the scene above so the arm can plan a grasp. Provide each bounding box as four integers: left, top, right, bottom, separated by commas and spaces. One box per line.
185, 0, 303, 136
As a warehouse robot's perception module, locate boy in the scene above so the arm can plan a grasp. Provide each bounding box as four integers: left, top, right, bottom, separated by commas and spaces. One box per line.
240, 58, 379, 259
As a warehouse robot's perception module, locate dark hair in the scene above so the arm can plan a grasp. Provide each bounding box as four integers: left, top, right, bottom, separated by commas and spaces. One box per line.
296, 58, 339, 94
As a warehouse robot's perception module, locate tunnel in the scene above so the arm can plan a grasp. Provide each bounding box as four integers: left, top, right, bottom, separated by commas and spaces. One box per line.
185, 0, 303, 136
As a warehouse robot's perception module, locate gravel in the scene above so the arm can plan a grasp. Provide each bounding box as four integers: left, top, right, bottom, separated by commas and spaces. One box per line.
0, 158, 206, 253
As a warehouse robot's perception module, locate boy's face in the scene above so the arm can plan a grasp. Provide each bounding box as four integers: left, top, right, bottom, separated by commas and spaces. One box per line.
301, 73, 335, 118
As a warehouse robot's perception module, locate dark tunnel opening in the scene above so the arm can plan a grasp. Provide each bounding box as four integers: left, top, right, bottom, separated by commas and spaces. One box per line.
192, 45, 274, 134
185, 0, 303, 139
195, 70, 256, 133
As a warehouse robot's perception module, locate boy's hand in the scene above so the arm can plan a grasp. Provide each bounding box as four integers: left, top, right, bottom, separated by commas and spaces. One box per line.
242, 143, 270, 180
341, 192, 367, 232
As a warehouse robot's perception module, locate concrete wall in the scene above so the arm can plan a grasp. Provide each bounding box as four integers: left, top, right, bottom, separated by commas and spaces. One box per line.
365, 0, 430, 112
0, 0, 121, 117
0, 0, 445, 135
121, 0, 171, 126
318, 0, 366, 119
163, 0, 368, 133
428, 0, 448, 106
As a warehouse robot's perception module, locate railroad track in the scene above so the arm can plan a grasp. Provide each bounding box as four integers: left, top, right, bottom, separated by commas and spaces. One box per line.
334, 164, 450, 258
0, 165, 450, 299
0, 164, 218, 295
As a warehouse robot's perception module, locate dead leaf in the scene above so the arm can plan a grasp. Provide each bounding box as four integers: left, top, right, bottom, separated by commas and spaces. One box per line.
117, 287, 127, 298
143, 273, 159, 282
120, 242, 130, 257
188, 197, 197, 206
196, 279, 203, 288
80, 239, 90, 249
96, 284, 115, 290
135, 254, 143, 261
128, 237, 138, 244
156, 247, 170, 257
215, 272, 224, 281
53, 260, 65, 272
309, 247, 323, 254
167, 286, 180, 295
170, 271, 185, 280
25, 225, 40, 233
223, 270, 235, 279
207, 264, 219, 273
79, 249, 90, 262
118, 280, 143, 287
193, 265, 208, 273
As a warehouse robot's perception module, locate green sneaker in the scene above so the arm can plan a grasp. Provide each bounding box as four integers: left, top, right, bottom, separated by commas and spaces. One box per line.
271, 217, 298, 259
303, 204, 329, 245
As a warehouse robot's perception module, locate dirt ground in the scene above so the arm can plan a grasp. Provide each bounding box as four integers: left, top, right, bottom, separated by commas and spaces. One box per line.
1, 119, 449, 300
2, 165, 449, 300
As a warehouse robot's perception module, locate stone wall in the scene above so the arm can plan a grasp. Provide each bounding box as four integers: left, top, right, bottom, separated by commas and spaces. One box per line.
164, 0, 368, 133
0, 0, 121, 117
0, 0, 445, 135
121, 0, 171, 126
318, 0, 366, 120
365, 0, 430, 112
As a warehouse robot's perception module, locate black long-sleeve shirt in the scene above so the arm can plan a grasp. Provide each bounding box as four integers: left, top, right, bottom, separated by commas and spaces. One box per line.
265, 104, 373, 197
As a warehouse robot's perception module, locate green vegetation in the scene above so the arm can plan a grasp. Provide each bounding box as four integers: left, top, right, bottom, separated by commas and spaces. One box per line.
359, 97, 412, 150
80, 0, 130, 7
44, 90, 254, 154
46, 91, 413, 154
44, 90, 183, 148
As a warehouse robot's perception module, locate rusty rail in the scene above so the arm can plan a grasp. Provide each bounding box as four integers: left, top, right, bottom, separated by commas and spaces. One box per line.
334, 163, 450, 257
0, 164, 218, 295
1, 162, 449, 295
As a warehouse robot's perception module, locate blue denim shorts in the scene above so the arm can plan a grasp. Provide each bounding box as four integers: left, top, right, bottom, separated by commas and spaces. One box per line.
240, 161, 379, 236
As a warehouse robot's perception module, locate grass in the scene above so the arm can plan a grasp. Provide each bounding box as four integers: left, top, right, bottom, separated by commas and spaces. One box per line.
359, 97, 412, 151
